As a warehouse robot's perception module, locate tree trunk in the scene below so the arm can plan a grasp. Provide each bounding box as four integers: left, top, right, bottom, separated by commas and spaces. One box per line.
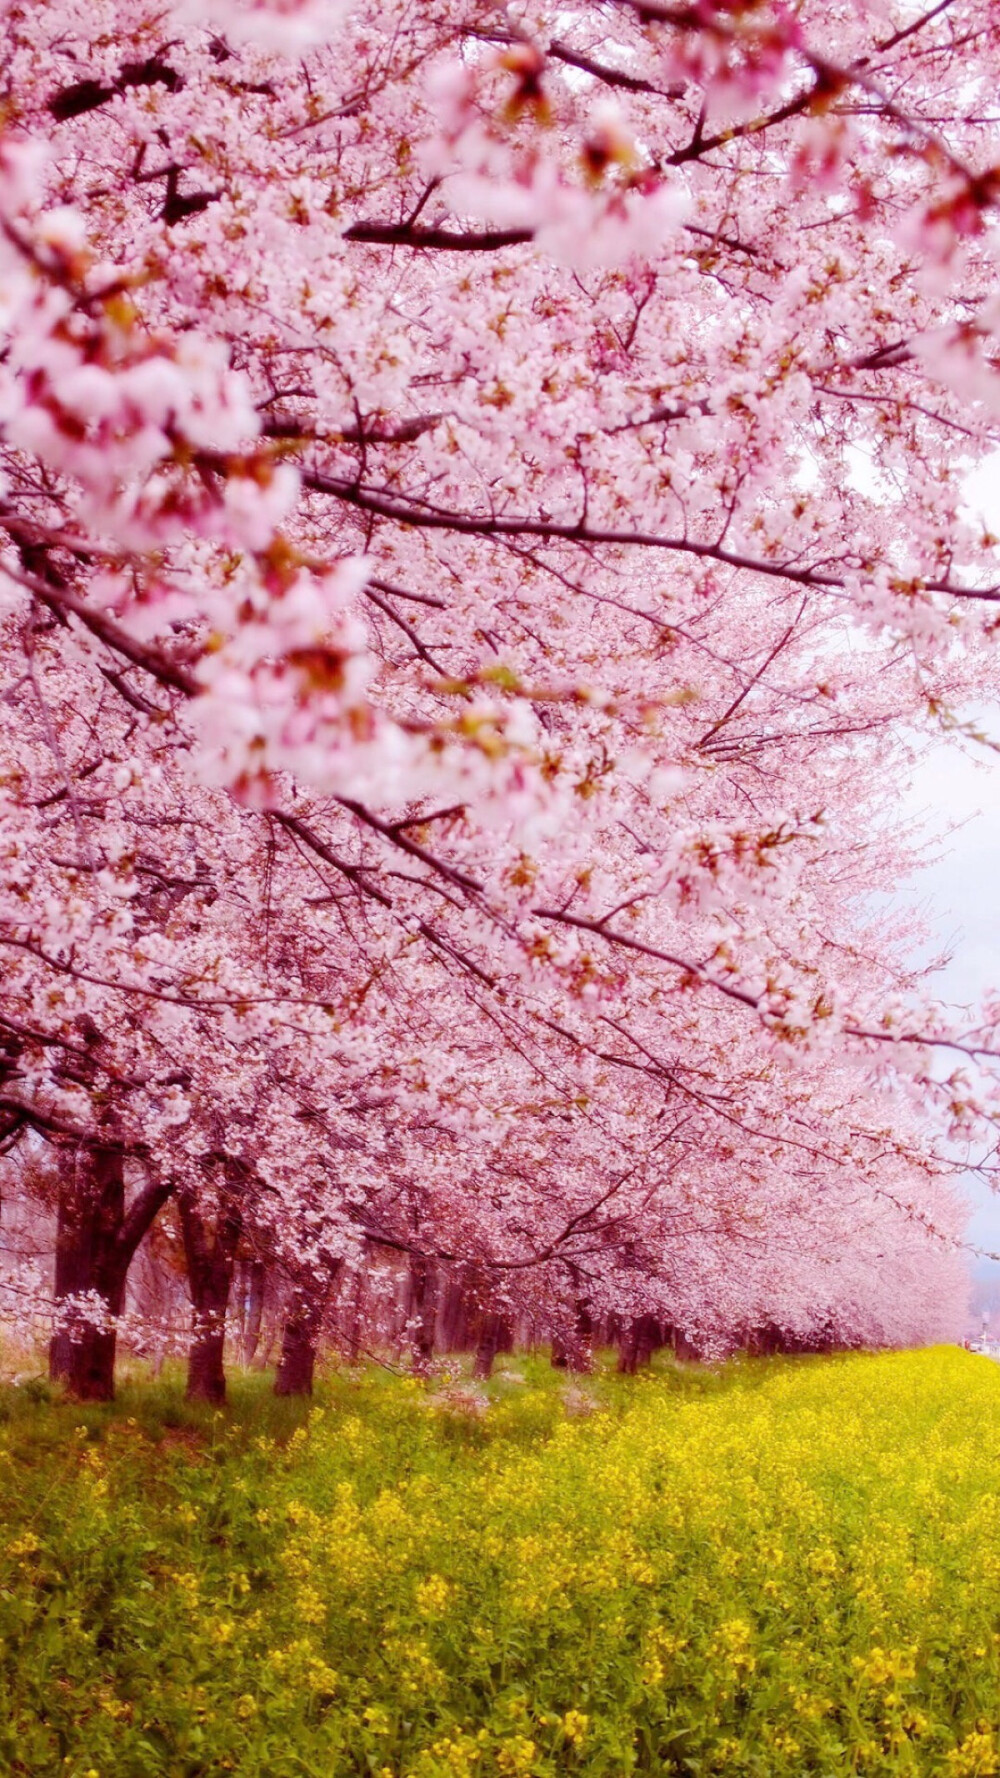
618, 1314, 661, 1375
618, 1321, 638, 1375
274, 1280, 335, 1396
49, 1147, 169, 1402
406, 1253, 436, 1376
179, 1194, 243, 1404
51, 1311, 121, 1401
473, 1310, 510, 1380
438, 1276, 469, 1354
274, 1314, 318, 1395
551, 1295, 594, 1373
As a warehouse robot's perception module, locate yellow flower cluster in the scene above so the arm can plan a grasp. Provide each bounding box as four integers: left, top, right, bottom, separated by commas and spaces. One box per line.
4, 1346, 1000, 1777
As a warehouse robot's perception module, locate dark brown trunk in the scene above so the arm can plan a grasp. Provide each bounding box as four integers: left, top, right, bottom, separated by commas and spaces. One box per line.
274, 1280, 334, 1396
183, 1333, 222, 1402
51, 1318, 120, 1401
438, 1277, 469, 1353
473, 1310, 511, 1380
49, 1147, 169, 1401
49, 1147, 123, 1398
179, 1194, 243, 1404
617, 1325, 638, 1375
551, 1296, 594, 1373
274, 1315, 318, 1395
618, 1313, 660, 1374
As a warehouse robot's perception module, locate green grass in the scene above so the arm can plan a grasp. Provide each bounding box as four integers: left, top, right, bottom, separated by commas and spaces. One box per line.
1, 1347, 999, 1776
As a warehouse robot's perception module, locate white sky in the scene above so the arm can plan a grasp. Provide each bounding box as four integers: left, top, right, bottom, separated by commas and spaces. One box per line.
903, 452, 1000, 1256
902, 729, 1000, 1252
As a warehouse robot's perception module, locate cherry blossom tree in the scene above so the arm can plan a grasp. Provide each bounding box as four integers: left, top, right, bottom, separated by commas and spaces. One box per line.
0, 0, 997, 1394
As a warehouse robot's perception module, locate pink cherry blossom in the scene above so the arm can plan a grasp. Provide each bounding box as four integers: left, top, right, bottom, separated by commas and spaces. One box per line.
0, 0, 997, 1398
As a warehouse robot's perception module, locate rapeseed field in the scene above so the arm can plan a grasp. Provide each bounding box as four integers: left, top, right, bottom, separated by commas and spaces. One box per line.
1, 1347, 999, 1776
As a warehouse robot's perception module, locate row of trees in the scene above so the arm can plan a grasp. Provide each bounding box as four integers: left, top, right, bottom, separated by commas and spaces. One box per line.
0, 0, 997, 1396
1, 1155, 969, 1398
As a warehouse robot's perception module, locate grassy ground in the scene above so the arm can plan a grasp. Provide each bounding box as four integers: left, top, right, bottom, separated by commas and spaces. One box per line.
1, 1347, 999, 1776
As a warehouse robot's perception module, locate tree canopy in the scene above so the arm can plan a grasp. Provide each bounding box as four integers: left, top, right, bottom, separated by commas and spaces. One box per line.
0, 0, 997, 1394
